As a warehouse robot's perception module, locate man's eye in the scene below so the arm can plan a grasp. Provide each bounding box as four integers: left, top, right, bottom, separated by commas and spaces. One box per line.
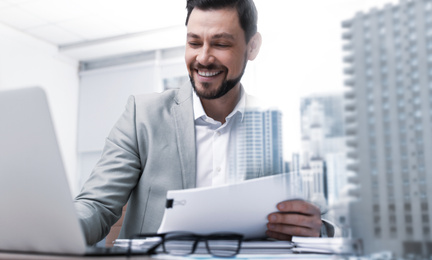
188, 42, 201, 47
215, 44, 229, 48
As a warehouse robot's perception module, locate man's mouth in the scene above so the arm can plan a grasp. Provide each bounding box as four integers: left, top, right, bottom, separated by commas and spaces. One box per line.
197, 70, 223, 77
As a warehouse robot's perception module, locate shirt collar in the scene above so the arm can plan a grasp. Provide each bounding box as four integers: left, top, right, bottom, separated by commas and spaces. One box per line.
193, 85, 246, 122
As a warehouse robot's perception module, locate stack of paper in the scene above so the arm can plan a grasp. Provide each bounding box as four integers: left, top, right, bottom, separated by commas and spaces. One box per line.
291, 237, 360, 255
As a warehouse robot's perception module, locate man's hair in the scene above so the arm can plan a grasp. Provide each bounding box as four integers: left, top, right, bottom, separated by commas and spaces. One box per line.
185, 0, 258, 43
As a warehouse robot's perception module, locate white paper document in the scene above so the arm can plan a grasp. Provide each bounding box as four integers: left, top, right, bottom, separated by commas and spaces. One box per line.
291, 237, 360, 254
157, 173, 304, 239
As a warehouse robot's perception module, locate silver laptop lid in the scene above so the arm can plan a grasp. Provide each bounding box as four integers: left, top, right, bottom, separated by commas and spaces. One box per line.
0, 87, 87, 255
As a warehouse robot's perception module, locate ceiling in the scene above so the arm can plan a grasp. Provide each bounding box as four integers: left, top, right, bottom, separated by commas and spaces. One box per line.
0, 0, 399, 62
0, 0, 188, 60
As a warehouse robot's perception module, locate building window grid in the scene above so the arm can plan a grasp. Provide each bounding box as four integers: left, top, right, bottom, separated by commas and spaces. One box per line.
359, 6, 432, 241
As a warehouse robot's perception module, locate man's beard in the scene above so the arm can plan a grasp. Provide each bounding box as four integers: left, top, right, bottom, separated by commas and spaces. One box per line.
190, 53, 247, 100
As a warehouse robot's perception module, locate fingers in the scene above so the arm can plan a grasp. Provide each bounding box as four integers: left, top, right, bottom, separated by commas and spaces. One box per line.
266, 200, 322, 239
276, 200, 321, 216
268, 211, 322, 229
265, 230, 292, 241
267, 213, 322, 237
267, 219, 321, 237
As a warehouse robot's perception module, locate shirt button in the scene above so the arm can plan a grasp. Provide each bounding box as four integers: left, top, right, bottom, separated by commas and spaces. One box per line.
216, 167, 221, 172
216, 131, 221, 136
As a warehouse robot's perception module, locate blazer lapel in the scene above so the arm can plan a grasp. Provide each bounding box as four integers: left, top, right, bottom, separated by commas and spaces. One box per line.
172, 83, 196, 189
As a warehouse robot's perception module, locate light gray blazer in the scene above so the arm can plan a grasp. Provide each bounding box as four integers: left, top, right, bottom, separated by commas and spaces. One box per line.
74, 83, 197, 245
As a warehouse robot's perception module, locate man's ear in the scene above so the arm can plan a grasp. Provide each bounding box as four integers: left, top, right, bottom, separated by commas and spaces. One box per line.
247, 32, 262, 61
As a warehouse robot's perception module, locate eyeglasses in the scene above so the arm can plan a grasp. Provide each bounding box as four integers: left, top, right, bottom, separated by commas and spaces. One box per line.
127, 232, 243, 257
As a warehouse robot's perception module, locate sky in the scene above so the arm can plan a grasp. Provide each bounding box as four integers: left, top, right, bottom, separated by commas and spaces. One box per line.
245, 0, 399, 159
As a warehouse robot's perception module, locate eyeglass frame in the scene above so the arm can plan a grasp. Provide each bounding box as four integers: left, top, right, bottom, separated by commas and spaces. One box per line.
127, 231, 244, 257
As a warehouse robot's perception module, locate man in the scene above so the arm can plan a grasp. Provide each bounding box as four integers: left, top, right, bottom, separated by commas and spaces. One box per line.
75, 0, 329, 246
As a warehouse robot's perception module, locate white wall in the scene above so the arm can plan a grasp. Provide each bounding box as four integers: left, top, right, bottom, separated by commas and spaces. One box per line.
76, 50, 187, 194
0, 23, 79, 193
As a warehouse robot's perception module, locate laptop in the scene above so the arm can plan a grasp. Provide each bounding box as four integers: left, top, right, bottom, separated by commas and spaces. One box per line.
0, 87, 145, 256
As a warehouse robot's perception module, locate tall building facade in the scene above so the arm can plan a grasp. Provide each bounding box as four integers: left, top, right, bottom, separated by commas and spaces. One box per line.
232, 108, 284, 181
342, 0, 432, 256
300, 94, 347, 207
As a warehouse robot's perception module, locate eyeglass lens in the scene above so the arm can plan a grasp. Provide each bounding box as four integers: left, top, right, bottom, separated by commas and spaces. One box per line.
163, 232, 241, 257
207, 239, 241, 257
164, 234, 197, 255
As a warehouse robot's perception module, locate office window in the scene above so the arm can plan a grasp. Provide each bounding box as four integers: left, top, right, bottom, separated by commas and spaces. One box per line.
404, 191, 411, 200
405, 215, 413, 223
374, 215, 380, 223
389, 215, 397, 226
390, 226, 397, 236
373, 204, 380, 212
375, 227, 382, 238
424, 227, 430, 236
386, 166, 393, 175
406, 226, 413, 235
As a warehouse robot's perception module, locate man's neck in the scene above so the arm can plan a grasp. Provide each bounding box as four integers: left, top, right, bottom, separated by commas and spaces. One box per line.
200, 85, 241, 124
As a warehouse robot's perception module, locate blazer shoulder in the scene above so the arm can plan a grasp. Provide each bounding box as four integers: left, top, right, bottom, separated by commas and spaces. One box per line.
134, 82, 192, 106
134, 88, 178, 105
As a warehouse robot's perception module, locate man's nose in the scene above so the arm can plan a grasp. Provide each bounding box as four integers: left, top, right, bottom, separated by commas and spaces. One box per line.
196, 45, 214, 65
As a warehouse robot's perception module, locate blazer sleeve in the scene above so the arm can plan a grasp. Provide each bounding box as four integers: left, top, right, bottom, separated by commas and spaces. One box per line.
74, 96, 143, 245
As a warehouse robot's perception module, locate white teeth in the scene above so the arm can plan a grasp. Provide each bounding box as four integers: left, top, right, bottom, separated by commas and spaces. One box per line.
198, 70, 221, 77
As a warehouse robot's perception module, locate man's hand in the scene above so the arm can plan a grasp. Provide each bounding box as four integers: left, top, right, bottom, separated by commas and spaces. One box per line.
266, 200, 322, 241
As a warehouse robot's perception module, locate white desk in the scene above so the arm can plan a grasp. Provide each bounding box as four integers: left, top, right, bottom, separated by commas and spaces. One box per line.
0, 252, 155, 260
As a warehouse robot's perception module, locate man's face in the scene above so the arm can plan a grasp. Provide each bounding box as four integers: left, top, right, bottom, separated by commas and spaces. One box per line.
185, 7, 249, 99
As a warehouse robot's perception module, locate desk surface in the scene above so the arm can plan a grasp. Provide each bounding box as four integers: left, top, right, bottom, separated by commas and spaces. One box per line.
0, 252, 351, 260
0, 252, 155, 260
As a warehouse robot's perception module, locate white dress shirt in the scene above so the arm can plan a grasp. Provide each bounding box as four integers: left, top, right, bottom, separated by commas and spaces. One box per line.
192, 88, 335, 237
193, 87, 246, 188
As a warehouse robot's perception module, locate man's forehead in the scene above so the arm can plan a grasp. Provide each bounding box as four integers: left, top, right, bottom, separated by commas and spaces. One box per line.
187, 32, 235, 40
186, 7, 242, 36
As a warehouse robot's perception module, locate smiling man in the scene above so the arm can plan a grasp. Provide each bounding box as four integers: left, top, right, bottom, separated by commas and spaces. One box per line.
185, 6, 261, 124
74, 0, 331, 246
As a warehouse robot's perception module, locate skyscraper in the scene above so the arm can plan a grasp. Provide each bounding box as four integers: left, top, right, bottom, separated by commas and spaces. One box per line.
233, 108, 284, 181
343, 0, 432, 256
300, 94, 346, 206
